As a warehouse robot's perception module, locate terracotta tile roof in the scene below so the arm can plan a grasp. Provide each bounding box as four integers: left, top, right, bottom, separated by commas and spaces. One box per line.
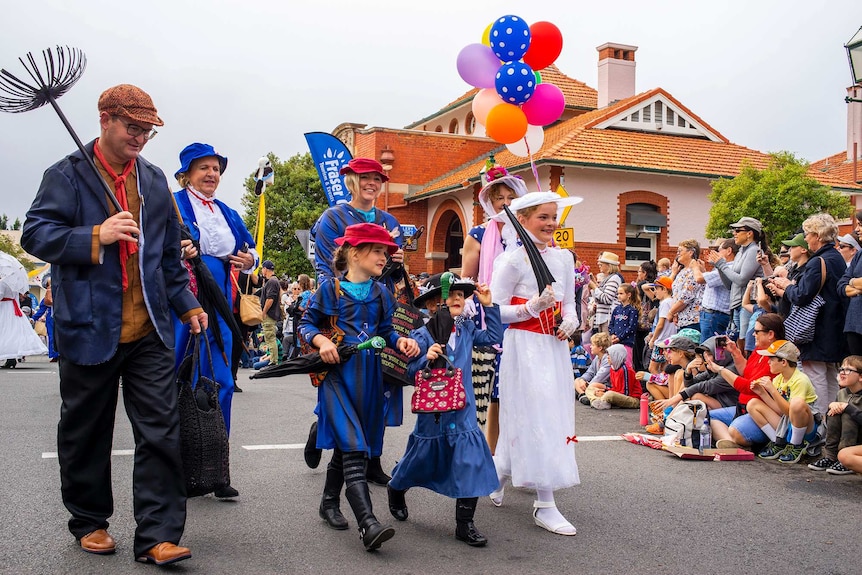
408, 88, 862, 199
811, 151, 862, 184
405, 65, 597, 129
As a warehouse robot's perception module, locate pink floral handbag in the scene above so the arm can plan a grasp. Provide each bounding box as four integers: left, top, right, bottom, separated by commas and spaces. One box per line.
411, 356, 467, 415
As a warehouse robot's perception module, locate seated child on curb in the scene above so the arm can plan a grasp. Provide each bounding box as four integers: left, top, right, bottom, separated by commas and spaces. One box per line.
808, 355, 862, 475
748, 340, 819, 464
585, 344, 642, 410
575, 332, 611, 403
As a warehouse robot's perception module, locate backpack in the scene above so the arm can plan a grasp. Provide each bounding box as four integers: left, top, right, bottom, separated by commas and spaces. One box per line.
662, 400, 709, 447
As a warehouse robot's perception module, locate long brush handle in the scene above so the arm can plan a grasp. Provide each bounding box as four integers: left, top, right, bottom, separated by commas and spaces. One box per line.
46, 94, 123, 214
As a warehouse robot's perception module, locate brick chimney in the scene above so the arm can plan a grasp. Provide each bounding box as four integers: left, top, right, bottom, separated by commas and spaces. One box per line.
596, 42, 637, 108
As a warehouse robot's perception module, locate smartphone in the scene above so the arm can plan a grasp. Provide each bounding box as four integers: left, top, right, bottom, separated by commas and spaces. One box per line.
757, 249, 764, 259
714, 335, 727, 361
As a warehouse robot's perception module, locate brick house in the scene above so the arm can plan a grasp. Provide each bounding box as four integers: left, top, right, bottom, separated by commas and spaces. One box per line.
332, 43, 862, 279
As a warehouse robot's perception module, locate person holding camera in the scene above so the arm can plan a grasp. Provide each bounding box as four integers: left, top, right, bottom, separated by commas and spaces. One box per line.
692, 239, 737, 342
708, 217, 768, 347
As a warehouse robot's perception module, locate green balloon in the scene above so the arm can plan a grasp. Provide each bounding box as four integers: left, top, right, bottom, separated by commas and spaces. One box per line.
534, 71, 542, 85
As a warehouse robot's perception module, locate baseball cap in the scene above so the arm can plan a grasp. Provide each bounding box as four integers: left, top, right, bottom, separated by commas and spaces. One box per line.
261, 260, 275, 270
728, 217, 762, 234
654, 276, 673, 291
756, 340, 800, 362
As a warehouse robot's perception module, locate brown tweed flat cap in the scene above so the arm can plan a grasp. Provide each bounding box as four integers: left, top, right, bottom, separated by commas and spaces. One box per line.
97, 84, 164, 126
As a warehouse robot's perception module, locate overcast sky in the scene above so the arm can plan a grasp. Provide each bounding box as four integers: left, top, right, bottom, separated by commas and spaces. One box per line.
1, 0, 861, 222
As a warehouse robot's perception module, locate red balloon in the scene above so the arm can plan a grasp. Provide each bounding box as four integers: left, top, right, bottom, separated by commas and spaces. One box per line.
523, 22, 563, 71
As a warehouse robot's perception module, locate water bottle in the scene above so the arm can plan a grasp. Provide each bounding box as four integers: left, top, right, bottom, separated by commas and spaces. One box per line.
699, 420, 712, 452
639, 393, 650, 426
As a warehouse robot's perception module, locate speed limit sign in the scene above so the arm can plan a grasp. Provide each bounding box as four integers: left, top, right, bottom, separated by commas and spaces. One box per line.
553, 227, 575, 249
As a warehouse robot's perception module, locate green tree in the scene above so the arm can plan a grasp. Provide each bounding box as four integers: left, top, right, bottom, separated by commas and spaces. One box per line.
707, 151, 853, 250
0, 234, 35, 272
11, 218, 21, 231
241, 152, 328, 278
0, 214, 7, 230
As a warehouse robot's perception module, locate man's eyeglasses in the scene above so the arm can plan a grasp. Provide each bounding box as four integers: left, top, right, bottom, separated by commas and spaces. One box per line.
839, 244, 854, 250
114, 116, 158, 141
839, 367, 860, 375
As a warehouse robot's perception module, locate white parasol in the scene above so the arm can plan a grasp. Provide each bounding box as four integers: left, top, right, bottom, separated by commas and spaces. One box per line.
0, 251, 30, 300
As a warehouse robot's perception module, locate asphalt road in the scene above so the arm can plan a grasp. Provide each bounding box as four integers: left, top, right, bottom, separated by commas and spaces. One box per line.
1, 356, 860, 575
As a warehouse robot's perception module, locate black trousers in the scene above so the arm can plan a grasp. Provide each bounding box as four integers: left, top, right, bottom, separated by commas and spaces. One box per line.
58, 330, 186, 556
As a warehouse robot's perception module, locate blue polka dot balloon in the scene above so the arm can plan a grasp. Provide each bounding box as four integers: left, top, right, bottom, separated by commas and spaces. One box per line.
495, 61, 536, 105
489, 15, 531, 62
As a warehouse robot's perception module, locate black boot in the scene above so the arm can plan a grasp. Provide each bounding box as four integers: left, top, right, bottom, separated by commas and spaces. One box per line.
319, 466, 348, 530
366, 456, 391, 485
387, 485, 408, 521
345, 483, 395, 551
455, 497, 487, 547
304, 421, 322, 469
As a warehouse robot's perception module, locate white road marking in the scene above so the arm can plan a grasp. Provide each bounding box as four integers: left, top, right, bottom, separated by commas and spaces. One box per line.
242, 443, 306, 450
5, 370, 54, 374
41, 436, 630, 458
42, 449, 135, 459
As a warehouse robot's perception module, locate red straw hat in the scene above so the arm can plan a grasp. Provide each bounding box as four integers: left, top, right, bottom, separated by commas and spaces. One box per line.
339, 158, 389, 182
334, 223, 399, 254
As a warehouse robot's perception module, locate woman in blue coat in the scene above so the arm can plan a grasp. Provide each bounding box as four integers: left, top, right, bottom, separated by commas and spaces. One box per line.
171, 143, 257, 499
387, 275, 502, 547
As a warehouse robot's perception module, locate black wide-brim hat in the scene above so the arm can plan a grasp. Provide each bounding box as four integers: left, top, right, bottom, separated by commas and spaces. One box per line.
413, 272, 476, 308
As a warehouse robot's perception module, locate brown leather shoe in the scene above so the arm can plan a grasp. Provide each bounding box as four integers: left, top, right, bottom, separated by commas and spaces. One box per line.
79, 529, 116, 554
136, 542, 191, 566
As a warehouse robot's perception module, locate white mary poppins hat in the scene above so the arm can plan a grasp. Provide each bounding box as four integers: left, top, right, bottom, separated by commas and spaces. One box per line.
490, 190, 583, 223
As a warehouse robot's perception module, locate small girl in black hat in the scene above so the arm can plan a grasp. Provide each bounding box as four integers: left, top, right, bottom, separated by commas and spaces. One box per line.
299, 223, 420, 551
387, 273, 502, 547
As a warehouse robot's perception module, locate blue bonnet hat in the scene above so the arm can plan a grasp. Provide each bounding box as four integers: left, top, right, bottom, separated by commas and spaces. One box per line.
175, 143, 227, 180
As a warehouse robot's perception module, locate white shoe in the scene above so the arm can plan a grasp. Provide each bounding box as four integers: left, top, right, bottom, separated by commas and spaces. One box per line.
533, 502, 577, 536
592, 398, 611, 410
489, 486, 504, 507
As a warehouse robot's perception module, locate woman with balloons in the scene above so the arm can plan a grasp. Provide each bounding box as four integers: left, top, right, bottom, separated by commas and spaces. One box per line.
457, 15, 566, 157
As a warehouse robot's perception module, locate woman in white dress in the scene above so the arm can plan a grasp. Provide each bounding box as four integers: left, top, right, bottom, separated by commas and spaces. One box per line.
488, 191, 582, 536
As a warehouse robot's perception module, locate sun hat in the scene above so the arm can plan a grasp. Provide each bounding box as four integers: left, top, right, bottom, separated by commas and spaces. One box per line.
413, 272, 476, 308
174, 143, 228, 179
653, 276, 673, 291
756, 339, 800, 363
489, 190, 583, 222
676, 327, 702, 345
728, 216, 762, 234
338, 158, 389, 182
781, 233, 808, 248
838, 234, 861, 251
598, 251, 619, 266
655, 335, 696, 351
334, 223, 398, 254
97, 84, 164, 126
477, 166, 529, 216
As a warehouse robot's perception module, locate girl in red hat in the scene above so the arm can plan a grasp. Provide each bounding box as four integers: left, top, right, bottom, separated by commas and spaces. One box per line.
299, 223, 420, 551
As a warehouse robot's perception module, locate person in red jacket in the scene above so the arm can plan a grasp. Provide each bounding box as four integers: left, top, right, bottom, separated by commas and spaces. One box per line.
587, 344, 643, 409
705, 313, 785, 449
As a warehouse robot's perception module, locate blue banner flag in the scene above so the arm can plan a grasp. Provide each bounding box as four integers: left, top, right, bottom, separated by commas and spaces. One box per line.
304, 132, 353, 206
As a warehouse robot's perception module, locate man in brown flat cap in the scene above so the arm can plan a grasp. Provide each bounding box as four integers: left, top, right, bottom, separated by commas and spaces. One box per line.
22, 84, 206, 566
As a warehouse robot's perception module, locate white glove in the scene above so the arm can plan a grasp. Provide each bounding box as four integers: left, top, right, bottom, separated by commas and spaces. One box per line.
524, 287, 556, 318
558, 315, 579, 338
462, 297, 478, 319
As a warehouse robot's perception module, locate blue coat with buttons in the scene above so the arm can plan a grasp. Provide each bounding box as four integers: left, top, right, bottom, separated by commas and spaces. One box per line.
388, 304, 503, 498
21, 140, 202, 365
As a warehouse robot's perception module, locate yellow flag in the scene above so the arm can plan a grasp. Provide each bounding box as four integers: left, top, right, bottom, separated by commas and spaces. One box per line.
255, 194, 266, 270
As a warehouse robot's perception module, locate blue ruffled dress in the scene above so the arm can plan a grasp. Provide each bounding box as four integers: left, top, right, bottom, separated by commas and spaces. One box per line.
388, 305, 502, 498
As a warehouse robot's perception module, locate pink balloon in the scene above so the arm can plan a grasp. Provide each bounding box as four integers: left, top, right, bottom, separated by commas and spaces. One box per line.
471, 88, 504, 126
456, 44, 500, 89
521, 83, 566, 126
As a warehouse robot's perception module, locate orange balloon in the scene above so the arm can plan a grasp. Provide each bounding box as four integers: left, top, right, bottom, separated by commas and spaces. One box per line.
485, 103, 528, 144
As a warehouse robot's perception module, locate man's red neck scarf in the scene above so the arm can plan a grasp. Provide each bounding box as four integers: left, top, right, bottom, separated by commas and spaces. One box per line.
93, 139, 138, 291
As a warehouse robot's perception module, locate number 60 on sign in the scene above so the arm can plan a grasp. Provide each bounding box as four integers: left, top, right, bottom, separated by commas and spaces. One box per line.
553, 227, 575, 249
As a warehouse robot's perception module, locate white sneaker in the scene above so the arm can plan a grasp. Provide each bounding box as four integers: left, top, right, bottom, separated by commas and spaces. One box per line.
592, 398, 611, 410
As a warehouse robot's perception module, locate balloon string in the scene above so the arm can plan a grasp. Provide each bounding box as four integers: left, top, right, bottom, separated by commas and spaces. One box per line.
525, 136, 540, 191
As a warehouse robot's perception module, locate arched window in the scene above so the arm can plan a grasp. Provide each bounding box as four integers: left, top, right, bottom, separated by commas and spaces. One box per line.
465, 112, 475, 135
449, 118, 459, 134
435, 125, 443, 132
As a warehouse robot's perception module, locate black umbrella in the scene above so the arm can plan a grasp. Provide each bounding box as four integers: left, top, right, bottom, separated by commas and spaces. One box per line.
249, 336, 386, 380
501, 204, 556, 289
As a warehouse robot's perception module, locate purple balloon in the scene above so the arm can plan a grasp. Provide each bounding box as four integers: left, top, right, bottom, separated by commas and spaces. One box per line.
456, 44, 500, 89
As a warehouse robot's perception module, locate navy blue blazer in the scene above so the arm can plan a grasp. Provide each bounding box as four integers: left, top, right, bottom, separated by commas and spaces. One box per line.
22, 140, 202, 365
